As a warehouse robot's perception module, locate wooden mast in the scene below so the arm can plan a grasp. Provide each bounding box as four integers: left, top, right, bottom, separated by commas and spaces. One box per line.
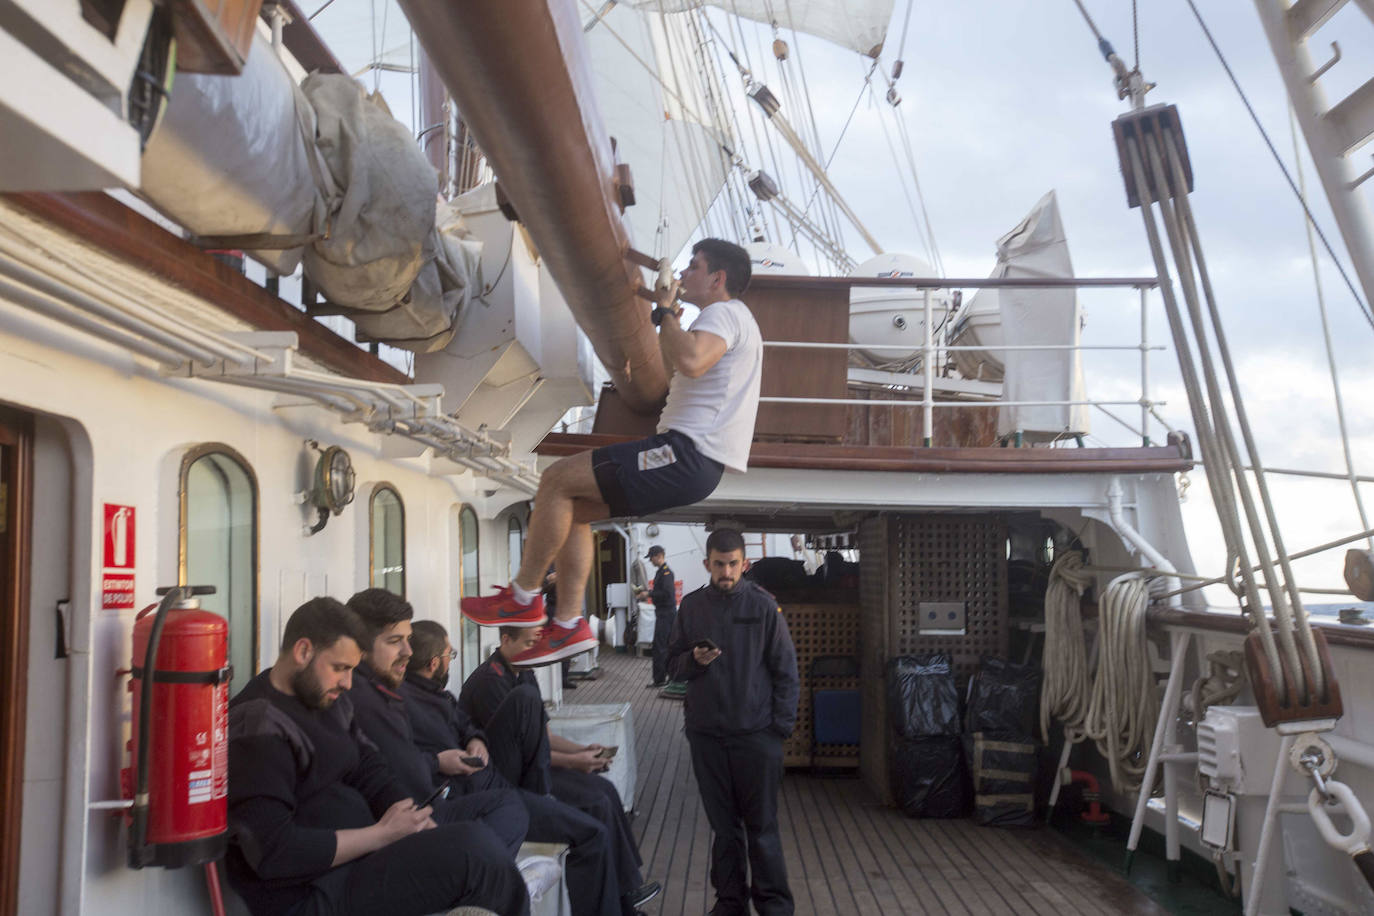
395, 0, 670, 414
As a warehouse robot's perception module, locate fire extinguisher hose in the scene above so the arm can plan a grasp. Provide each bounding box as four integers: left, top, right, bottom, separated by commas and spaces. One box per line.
130, 587, 184, 863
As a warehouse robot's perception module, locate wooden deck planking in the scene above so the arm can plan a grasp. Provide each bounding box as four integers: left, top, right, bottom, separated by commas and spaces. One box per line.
559, 650, 1168, 915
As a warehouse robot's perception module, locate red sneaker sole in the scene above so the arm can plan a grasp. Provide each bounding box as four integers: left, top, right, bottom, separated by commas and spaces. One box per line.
511, 636, 598, 668
459, 598, 545, 627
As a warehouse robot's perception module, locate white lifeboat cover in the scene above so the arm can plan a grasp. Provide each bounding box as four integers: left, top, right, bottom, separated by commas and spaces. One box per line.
994, 190, 1089, 440
746, 242, 810, 275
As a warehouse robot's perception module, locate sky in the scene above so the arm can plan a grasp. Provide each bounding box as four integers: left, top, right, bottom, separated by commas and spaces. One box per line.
303, 0, 1374, 604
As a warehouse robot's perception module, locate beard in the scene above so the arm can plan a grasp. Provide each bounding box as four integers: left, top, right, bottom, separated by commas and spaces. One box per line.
378, 657, 407, 689
291, 664, 335, 709
710, 575, 739, 593
433, 667, 450, 690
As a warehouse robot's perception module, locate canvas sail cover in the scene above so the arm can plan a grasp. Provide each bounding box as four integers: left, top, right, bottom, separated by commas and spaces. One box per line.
625, 0, 894, 58
303, 74, 478, 352
994, 190, 1090, 441
140, 32, 330, 276
585, 4, 729, 259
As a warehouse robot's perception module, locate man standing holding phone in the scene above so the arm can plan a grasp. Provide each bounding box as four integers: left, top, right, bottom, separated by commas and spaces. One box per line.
666, 528, 799, 916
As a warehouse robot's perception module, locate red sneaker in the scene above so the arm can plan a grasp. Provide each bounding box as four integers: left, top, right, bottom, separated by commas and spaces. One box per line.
511, 618, 597, 667
460, 586, 545, 627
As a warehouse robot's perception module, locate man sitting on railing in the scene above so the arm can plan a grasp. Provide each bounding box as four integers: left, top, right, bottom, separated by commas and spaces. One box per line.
460, 238, 762, 668
225, 597, 529, 916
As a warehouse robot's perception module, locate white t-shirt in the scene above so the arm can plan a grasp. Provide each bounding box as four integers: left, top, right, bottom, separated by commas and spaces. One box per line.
658, 298, 763, 473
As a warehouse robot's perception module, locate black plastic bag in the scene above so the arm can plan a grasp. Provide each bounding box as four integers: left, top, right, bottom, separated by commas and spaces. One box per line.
965, 656, 1042, 739
744, 557, 809, 591
891, 735, 968, 818
887, 654, 960, 738
966, 731, 1037, 828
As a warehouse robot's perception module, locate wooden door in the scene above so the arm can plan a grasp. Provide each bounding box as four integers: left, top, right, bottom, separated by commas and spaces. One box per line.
0, 409, 33, 916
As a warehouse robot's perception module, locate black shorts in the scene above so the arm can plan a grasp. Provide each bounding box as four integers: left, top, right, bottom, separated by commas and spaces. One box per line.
591, 429, 724, 518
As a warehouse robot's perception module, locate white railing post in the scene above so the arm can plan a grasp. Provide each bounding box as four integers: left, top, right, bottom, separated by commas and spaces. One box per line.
923, 288, 934, 446
1140, 285, 1150, 446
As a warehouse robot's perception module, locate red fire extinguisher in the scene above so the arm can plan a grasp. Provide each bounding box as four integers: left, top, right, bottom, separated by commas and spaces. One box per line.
121, 585, 231, 868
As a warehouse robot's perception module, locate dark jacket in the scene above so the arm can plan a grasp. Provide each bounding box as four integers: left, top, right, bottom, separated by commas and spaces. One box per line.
459, 649, 543, 730
666, 579, 800, 738
226, 671, 411, 916
347, 661, 442, 800
401, 669, 486, 755
649, 563, 677, 612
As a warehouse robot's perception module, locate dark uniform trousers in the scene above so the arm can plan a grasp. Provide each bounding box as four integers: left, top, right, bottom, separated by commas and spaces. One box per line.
686, 728, 793, 916
650, 607, 676, 685
484, 682, 553, 796
292, 821, 530, 916
551, 767, 644, 899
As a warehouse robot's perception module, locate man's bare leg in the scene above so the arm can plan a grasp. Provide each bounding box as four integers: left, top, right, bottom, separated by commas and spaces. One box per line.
512, 453, 608, 617
543, 507, 601, 623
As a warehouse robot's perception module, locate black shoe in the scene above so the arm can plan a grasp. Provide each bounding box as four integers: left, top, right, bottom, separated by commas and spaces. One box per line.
562, 680, 578, 690
645, 681, 667, 689
625, 880, 661, 909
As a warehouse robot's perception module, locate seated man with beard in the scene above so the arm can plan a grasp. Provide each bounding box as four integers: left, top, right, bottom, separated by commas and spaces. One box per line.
344, 588, 633, 916
406, 620, 659, 915
226, 597, 529, 916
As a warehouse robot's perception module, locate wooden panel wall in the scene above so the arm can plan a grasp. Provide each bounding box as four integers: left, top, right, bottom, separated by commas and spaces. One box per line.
748, 281, 849, 442
778, 600, 861, 767
844, 386, 1000, 448
858, 515, 892, 804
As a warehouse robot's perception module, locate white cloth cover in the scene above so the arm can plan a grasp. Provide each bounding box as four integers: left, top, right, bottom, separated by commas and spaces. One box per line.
547, 702, 637, 812
302, 74, 437, 311
995, 190, 1090, 440
140, 32, 329, 276
303, 75, 479, 352
627, 0, 894, 57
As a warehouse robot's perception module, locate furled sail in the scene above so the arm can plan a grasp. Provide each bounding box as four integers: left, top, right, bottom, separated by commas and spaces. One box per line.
625, 0, 893, 58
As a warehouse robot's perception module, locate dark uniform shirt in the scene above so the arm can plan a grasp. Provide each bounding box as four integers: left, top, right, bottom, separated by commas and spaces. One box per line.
459, 649, 544, 731
226, 670, 411, 916
346, 661, 443, 800
401, 669, 487, 756
666, 580, 800, 737
649, 563, 676, 612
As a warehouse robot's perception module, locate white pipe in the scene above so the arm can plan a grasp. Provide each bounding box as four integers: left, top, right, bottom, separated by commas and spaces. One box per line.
761, 397, 1150, 407
0, 274, 186, 368
0, 257, 222, 365
0, 245, 261, 366
1128, 629, 1192, 852
1107, 477, 1182, 601
1245, 733, 1296, 916
1327, 734, 1374, 772
1253, 0, 1374, 309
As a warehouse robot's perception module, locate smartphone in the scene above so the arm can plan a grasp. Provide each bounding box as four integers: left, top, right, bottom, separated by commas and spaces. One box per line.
694, 638, 719, 652
420, 780, 450, 808
460, 755, 486, 769
596, 746, 618, 759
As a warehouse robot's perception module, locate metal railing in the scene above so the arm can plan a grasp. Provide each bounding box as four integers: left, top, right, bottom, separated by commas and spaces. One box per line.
757, 275, 1163, 447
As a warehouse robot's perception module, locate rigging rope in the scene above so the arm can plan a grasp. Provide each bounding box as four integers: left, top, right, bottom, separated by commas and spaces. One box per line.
1040, 556, 1158, 793
1182, 0, 1374, 332
1288, 106, 1373, 546
1084, 574, 1157, 792
1040, 552, 1095, 744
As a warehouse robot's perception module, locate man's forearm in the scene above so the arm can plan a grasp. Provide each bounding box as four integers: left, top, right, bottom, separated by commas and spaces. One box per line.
331, 824, 386, 867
